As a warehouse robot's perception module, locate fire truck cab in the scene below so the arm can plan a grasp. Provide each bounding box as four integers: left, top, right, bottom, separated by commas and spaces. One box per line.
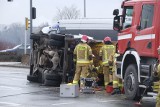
113, 0, 160, 100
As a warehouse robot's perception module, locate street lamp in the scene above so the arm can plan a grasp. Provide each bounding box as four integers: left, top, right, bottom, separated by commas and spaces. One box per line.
30, 0, 32, 34
84, 0, 86, 18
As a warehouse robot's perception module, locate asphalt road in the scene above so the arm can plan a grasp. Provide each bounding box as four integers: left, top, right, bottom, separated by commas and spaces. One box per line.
0, 67, 156, 107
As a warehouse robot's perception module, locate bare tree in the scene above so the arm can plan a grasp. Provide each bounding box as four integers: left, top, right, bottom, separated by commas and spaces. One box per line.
33, 22, 49, 34
55, 5, 80, 20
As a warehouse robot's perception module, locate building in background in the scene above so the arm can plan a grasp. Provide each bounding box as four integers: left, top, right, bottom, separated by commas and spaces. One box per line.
59, 18, 118, 41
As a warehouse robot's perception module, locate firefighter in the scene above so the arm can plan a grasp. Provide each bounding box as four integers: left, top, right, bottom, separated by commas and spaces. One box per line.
99, 36, 115, 87
111, 53, 122, 95
155, 64, 160, 107
156, 47, 160, 107
72, 35, 93, 86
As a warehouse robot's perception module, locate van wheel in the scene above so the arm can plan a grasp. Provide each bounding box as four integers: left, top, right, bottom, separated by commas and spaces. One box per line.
124, 64, 141, 101
44, 79, 61, 86
49, 39, 64, 47
27, 75, 38, 82
45, 73, 62, 81
30, 34, 40, 40
49, 34, 65, 41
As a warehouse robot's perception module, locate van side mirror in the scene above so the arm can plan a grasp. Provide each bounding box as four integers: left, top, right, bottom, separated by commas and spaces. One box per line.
113, 9, 119, 16
113, 16, 120, 31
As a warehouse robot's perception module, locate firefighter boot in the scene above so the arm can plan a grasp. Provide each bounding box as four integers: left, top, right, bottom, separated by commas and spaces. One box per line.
111, 88, 121, 95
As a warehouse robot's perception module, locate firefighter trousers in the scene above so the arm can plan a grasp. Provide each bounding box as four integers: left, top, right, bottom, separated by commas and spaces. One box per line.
113, 71, 119, 88
103, 66, 112, 86
73, 64, 89, 84
112, 72, 123, 88
156, 85, 160, 107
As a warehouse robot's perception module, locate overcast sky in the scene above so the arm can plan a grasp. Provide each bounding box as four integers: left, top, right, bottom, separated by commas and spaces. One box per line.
0, 0, 122, 26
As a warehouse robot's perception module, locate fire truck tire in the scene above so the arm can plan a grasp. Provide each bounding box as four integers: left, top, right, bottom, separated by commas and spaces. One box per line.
49, 34, 65, 41
27, 75, 38, 82
49, 39, 64, 47
44, 79, 61, 86
124, 64, 140, 100
45, 73, 62, 81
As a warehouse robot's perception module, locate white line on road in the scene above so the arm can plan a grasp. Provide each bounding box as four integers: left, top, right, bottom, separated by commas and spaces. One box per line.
0, 86, 22, 90
98, 100, 122, 103
0, 102, 21, 106
52, 102, 75, 106
10, 78, 25, 80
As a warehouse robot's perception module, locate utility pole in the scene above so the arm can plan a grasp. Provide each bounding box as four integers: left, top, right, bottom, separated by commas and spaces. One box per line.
84, 0, 86, 18
24, 30, 27, 54
30, 0, 32, 34
25, 17, 30, 54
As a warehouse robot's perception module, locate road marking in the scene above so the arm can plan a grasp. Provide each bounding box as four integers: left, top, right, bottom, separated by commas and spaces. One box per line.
0, 102, 21, 106
0, 86, 22, 90
10, 78, 25, 80
52, 102, 75, 106
98, 100, 122, 103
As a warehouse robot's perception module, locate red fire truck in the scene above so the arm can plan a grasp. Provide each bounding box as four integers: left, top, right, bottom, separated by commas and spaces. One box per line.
113, 0, 160, 100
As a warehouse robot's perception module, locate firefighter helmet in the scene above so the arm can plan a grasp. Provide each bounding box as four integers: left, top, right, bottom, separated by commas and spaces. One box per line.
104, 36, 111, 42
81, 35, 88, 43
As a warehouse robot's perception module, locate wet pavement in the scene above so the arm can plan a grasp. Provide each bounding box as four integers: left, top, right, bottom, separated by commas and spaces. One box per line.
0, 66, 156, 107
0, 62, 29, 68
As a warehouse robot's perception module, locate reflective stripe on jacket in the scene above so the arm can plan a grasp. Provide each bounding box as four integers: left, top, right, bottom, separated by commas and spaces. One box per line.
99, 44, 115, 65
74, 43, 92, 64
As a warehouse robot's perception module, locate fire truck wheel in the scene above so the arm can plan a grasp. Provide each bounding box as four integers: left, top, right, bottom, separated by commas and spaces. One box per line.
44, 79, 61, 86
124, 64, 140, 100
49, 34, 65, 41
27, 75, 38, 82
49, 39, 64, 47
45, 73, 62, 81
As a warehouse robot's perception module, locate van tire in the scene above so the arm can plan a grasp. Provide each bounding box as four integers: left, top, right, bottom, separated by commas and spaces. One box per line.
49, 34, 65, 41
27, 75, 38, 82
30, 34, 40, 40
45, 73, 61, 81
44, 79, 61, 86
49, 39, 64, 47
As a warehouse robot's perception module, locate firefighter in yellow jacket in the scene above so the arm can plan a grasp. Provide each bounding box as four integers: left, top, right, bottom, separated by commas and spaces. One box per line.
99, 36, 115, 87
154, 63, 160, 107
156, 47, 160, 107
72, 35, 93, 85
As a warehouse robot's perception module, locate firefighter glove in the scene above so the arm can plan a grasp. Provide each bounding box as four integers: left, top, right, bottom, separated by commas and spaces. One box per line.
89, 55, 92, 60
108, 61, 113, 66
154, 71, 158, 77
99, 56, 102, 60
109, 70, 113, 75
92, 68, 97, 72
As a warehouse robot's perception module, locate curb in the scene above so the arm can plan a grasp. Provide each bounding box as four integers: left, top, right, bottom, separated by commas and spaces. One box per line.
0, 64, 29, 69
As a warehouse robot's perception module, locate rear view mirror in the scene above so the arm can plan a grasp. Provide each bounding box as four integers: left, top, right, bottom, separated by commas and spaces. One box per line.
113, 16, 120, 31
113, 9, 119, 16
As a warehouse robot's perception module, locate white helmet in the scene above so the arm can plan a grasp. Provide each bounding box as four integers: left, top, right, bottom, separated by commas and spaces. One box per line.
41, 26, 52, 34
